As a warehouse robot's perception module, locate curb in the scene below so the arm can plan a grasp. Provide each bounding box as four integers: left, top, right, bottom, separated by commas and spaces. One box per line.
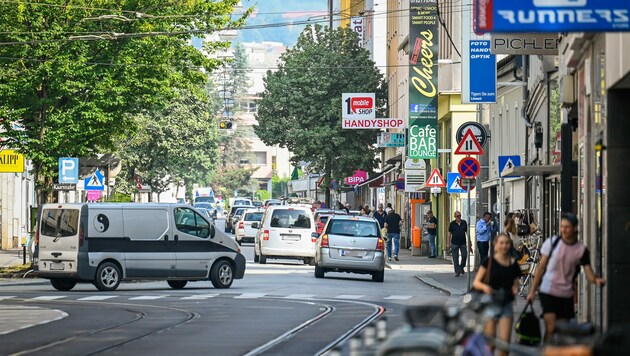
0, 278, 50, 287
415, 274, 467, 306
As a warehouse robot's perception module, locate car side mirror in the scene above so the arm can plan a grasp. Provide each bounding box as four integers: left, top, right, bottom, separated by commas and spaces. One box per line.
208, 225, 215, 239
251, 222, 259, 229
311, 232, 319, 239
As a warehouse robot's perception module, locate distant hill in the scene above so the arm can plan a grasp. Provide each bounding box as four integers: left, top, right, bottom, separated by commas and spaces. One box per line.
237, 0, 329, 46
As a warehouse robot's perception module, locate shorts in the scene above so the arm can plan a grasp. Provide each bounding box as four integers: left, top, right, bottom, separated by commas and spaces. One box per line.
539, 293, 575, 320
486, 301, 514, 319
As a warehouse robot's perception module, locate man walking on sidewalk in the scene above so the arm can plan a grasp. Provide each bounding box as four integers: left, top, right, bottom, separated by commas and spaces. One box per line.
426, 210, 438, 258
448, 211, 470, 277
372, 204, 387, 229
476, 212, 493, 265
384, 208, 402, 262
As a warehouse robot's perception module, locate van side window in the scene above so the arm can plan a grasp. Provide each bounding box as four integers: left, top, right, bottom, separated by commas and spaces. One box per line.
174, 207, 210, 238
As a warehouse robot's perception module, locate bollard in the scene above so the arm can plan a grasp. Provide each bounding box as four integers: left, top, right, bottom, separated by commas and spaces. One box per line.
376, 317, 388, 341
363, 324, 377, 348
349, 335, 362, 356
22, 244, 26, 265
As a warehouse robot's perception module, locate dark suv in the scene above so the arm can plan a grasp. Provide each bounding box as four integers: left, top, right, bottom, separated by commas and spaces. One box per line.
226, 205, 254, 233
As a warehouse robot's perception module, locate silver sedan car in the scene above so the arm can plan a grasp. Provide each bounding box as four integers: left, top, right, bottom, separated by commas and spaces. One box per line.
313, 215, 386, 282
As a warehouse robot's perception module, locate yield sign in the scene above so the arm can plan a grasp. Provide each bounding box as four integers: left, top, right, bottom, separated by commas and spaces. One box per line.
458, 157, 481, 179
425, 168, 446, 187
454, 129, 484, 155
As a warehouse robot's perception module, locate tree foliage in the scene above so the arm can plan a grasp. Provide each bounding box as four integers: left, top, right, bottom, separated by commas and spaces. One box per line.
255, 25, 387, 203
117, 88, 219, 201
0, 0, 247, 203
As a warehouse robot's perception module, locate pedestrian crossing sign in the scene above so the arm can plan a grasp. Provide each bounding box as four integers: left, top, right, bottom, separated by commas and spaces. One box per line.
447, 172, 466, 194
84, 170, 105, 191
498, 155, 522, 178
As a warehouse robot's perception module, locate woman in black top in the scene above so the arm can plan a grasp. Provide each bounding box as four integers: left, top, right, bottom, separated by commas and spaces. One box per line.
473, 232, 521, 356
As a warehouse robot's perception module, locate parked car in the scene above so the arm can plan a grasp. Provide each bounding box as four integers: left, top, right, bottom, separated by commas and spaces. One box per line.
230, 207, 252, 234
313, 215, 385, 282
235, 209, 264, 245
226, 205, 254, 233
254, 205, 317, 265
34, 203, 246, 291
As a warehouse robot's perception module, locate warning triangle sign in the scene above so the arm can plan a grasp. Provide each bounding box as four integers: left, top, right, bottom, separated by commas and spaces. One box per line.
450, 176, 463, 191
500, 158, 516, 177
455, 129, 484, 155
425, 168, 446, 187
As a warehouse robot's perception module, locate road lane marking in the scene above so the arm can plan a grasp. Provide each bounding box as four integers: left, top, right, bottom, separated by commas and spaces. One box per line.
77, 295, 118, 301
234, 293, 266, 299
334, 295, 364, 300
30, 296, 67, 301
129, 295, 167, 300
0, 306, 68, 335
283, 294, 316, 299
181, 294, 219, 300
0, 296, 16, 301
384, 295, 413, 300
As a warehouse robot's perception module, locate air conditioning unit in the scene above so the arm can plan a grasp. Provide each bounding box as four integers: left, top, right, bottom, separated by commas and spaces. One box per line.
560, 74, 575, 109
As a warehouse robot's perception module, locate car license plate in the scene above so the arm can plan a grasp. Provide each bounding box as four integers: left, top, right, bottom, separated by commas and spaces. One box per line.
340, 250, 359, 257
50, 262, 65, 270
281, 234, 300, 241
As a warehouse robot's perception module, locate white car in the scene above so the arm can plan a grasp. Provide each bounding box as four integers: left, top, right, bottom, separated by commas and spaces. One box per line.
235, 209, 264, 245
253, 205, 317, 265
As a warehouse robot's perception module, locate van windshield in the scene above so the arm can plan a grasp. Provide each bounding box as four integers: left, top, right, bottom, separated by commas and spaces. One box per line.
40, 209, 80, 238
195, 196, 215, 204
270, 209, 311, 229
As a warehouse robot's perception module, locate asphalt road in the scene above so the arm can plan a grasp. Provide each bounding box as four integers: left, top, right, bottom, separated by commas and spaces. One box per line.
0, 236, 447, 356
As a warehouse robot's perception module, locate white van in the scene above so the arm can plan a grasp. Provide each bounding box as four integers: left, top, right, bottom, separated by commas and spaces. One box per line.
34, 203, 246, 291
253, 205, 317, 265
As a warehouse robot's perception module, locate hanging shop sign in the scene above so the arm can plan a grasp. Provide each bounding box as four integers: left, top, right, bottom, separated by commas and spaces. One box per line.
345, 170, 368, 185
0, 150, 25, 173
377, 132, 406, 147
468, 40, 496, 103
490, 33, 559, 55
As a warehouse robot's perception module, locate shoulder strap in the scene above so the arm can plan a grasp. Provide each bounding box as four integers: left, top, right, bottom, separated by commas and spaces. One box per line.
543, 236, 562, 277
484, 256, 493, 284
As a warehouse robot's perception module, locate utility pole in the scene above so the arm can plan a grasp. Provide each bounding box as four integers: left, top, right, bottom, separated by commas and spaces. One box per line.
328, 0, 333, 29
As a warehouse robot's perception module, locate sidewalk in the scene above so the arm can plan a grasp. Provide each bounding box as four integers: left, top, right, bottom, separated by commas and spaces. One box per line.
0, 249, 27, 268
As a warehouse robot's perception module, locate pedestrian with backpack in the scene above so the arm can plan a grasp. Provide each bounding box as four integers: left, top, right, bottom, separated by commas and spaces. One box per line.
526, 213, 605, 342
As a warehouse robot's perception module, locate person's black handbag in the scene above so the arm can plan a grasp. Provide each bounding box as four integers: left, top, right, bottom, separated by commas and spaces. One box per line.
515, 302, 542, 346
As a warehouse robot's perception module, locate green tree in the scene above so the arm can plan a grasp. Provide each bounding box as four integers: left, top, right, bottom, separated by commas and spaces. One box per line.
0, 0, 248, 204
118, 88, 219, 201
255, 25, 387, 205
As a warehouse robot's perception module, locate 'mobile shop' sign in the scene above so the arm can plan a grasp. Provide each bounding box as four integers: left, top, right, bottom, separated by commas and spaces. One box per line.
474, 0, 630, 33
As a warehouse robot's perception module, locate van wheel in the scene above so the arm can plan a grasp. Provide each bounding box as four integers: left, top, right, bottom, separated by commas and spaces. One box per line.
167, 280, 188, 289
50, 278, 77, 291
95, 262, 122, 291
210, 260, 233, 289
372, 270, 385, 283
314, 265, 325, 279
259, 253, 267, 264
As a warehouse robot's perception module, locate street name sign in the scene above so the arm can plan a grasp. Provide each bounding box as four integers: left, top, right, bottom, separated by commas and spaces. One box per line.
53, 183, 76, 191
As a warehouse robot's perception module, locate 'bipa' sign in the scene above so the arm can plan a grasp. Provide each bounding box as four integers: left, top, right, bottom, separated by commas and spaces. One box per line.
345, 170, 368, 185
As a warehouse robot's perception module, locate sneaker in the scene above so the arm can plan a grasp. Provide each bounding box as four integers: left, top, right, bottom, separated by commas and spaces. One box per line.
387, 257, 392, 262
455, 272, 460, 277
394, 255, 399, 261
428, 255, 436, 259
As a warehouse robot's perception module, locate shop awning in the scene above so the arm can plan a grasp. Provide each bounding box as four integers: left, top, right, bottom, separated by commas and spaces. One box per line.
503, 164, 561, 177
356, 164, 397, 188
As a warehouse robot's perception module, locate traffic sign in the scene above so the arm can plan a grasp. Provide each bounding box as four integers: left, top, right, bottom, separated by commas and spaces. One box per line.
84, 170, 105, 191
58, 157, 79, 184
426, 168, 446, 187
458, 157, 481, 179
447, 173, 466, 194
498, 155, 522, 178
456, 122, 488, 148
454, 129, 484, 155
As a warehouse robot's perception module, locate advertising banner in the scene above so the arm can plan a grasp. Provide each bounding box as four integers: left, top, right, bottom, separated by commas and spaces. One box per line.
474, 0, 630, 33
408, 0, 438, 159
0, 149, 25, 173
345, 170, 368, 185
468, 40, 496, 103
351, 16, 364, 48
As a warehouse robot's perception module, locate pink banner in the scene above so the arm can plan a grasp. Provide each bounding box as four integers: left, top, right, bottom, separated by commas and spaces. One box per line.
345, 170, 368, 185
87, 190, 102, 201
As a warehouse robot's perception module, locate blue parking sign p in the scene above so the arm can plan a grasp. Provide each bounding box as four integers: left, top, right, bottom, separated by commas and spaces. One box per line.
59, 158, 79, 184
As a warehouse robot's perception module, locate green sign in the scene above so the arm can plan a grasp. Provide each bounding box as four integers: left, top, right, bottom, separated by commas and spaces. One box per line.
408, 0, 438, 159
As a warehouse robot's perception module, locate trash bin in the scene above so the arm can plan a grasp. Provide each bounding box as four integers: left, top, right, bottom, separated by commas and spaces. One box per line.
412, 226, 422, 248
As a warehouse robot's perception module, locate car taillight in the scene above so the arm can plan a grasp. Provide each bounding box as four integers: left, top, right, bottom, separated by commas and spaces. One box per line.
376, 237, 384, 252
238, 221, 244, 230
321, 234, 329, 247
79, 223, 85, 247
263, 230, 269, 241
35, 227, 40, 246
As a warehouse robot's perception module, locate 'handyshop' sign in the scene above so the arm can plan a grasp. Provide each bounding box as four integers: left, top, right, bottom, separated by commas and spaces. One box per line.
408, 0, 438, 159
